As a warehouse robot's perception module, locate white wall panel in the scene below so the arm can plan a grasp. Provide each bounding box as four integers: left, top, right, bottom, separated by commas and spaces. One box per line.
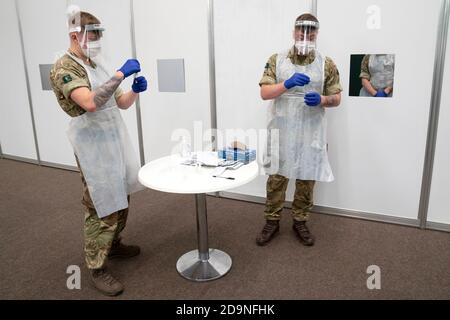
315, 0, 439, 219
134, 0, 211, 162
428, 13, 450, 225
0, 0, 37, 160
17, 0, 75, 166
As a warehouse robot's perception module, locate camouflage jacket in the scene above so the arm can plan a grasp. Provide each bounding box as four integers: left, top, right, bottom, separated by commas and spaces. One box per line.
359, 54, 371, 80
259, 46, 343, 96
50, 53, 123, 117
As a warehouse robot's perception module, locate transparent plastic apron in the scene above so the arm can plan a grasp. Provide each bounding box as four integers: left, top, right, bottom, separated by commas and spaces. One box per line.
264, 50, 333, 182
66, 53, 143, 218
360, 54, 395, 97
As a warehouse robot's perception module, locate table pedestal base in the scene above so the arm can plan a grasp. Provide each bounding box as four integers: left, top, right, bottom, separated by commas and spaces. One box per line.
176, 249, 232, 282
176, 194, 232, 282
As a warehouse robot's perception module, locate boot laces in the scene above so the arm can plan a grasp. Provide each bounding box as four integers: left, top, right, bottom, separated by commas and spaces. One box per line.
263, 221, 277, 234
98, 269, 117, 286
295, 222, 310, 238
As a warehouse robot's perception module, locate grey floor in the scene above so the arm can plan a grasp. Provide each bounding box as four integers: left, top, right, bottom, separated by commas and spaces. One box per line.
1, 159, 449, 300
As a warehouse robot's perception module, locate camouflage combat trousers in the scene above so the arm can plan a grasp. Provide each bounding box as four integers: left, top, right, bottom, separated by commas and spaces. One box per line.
264, 174, 315, 222
75, 157, 129, 270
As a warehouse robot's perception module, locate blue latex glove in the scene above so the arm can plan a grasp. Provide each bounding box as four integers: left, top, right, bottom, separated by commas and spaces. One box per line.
132, 76, 147, 93
118, 59, 141, 78
304, 92, 322, 107
374, 89, 388, 97
284, 73, 310, 89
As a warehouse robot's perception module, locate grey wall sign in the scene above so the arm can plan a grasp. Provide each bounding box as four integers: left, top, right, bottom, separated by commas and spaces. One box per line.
157, 59, 186, 92
39, 64, 53, 91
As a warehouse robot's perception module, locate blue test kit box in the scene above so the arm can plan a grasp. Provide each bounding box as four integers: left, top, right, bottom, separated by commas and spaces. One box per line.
217, 148, 256, 164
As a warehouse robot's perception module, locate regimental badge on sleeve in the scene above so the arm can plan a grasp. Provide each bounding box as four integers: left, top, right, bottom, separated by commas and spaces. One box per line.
62, 74, 73, 84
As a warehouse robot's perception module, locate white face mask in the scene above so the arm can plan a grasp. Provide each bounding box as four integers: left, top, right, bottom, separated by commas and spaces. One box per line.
81, 40, 102, 58
295, 40, 316, 56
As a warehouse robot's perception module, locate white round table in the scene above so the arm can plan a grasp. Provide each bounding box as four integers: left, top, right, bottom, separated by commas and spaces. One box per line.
138, 155, 259, 282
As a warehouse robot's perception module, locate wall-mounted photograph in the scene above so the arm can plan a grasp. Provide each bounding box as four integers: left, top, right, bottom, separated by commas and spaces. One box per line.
349, 54, 395, 97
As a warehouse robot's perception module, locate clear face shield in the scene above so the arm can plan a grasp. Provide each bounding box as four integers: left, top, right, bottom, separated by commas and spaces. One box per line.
294, 20, 319, 56
78, 24, 105, 60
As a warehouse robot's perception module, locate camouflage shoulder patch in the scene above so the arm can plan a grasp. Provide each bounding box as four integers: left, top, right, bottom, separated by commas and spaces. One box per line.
62, 74, 72, 84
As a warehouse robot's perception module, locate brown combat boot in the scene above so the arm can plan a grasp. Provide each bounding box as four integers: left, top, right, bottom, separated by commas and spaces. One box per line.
108, 240, 141, 259
90, 268, 124, 296
292, 220, 315, 246
256, 220, 280, 246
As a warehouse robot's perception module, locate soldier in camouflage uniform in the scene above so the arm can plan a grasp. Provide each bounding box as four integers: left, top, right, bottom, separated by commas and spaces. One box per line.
50, 8, 147, 296
359, 54, 395, 97
257, 13, 343, 247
